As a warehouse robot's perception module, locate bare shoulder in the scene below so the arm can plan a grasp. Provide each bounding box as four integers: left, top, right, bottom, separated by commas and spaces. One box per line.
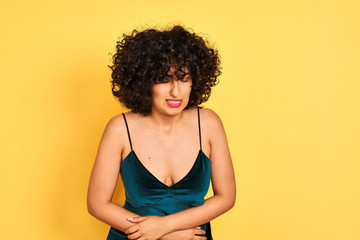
99, 113, 130, 155
198, 108, 229, 162
104, 113, 126, 134
198, 108, 226, 147
199, 107, 223, 128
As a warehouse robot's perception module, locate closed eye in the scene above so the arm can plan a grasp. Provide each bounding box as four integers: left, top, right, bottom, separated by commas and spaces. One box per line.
179, 73, 191, 82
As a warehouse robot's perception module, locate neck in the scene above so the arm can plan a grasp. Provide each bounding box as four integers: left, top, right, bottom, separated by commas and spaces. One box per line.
148, 111, 184, 133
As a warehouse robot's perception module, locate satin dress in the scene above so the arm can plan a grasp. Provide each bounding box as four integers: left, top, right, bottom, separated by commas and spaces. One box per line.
106, 108, 213, 240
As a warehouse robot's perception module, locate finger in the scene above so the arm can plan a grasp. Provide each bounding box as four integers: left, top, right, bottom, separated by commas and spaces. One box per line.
195, 228, 206, 236
195, 236, 207, 240
127, 216, 146, 223
124, 225, 139, 235
127, 231, 141, 240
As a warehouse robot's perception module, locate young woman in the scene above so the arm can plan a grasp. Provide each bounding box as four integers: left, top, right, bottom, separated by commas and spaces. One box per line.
87, 25, 236, 240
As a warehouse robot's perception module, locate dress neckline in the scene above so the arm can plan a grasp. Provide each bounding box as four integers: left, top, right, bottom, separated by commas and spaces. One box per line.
121, 149, 211, 188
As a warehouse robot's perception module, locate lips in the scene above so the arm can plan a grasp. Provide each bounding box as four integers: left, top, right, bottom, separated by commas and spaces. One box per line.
166, 99, 182, 107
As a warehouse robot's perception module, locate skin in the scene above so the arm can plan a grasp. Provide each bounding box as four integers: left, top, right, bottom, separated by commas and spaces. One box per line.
87, 67, 236, 240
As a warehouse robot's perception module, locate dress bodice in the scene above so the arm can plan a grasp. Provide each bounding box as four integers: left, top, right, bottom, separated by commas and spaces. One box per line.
106, 108, 213, 240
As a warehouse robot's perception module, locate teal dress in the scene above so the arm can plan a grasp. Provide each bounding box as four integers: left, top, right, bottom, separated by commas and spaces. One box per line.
106, 108, 213, 239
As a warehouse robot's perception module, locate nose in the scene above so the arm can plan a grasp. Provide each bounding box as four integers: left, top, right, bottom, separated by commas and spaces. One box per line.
169, 79, 180, 97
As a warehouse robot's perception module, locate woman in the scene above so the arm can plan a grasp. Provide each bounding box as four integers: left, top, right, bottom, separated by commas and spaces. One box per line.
87, 25, 236, 240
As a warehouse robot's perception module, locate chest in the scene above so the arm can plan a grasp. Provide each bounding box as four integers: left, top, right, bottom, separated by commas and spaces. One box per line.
134, 137, 200, 186
132, 133, 201, 186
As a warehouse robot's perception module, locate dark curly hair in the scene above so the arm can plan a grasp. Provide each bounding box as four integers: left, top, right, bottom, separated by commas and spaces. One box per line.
109, 25, 222, 116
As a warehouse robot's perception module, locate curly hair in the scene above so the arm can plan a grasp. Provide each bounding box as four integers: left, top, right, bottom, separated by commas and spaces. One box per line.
109, 25, 222, 116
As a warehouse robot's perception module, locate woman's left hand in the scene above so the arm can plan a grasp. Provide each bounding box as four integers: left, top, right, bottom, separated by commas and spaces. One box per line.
125, 215, 172, 240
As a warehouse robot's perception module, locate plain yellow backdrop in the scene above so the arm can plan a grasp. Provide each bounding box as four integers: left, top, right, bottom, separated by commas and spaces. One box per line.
1, 0, 360, 239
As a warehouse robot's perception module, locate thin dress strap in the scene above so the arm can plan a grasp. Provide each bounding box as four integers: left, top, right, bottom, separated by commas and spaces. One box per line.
197, 108, 202, 150
122, 113, 133, 151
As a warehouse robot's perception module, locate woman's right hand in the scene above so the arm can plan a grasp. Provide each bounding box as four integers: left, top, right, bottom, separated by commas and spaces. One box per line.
159, 227, 207, 240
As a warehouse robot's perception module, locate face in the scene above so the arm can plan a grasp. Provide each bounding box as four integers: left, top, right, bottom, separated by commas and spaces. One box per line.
151, 66, 192, 116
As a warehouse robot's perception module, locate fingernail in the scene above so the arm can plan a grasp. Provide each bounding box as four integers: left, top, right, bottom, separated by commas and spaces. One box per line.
127, 217, 134, 221
196, 226, 201, 229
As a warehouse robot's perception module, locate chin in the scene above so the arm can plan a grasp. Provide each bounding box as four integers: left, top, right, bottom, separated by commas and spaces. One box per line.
165, 107, 185, 114
163, 105, 188, 115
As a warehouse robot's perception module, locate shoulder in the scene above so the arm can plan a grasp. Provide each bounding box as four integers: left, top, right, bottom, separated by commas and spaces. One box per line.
198, 108, 226, 144
100, 112, 132, 149
104, 113, 126, 133
198, 107, 223, 128
105, 111, 139, 129
103, 111, 142, 141
197, 108, 228, 158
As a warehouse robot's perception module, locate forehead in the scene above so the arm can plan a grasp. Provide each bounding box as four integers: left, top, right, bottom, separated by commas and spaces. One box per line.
168, 66, 190, 74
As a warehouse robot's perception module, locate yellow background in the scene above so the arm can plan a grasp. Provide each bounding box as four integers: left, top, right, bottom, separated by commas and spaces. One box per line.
1, 0, 359, 239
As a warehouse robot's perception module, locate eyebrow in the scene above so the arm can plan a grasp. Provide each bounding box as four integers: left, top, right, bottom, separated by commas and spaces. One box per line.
176, 70, 189, 78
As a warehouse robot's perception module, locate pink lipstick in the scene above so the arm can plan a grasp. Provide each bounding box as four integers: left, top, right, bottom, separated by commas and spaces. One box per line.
166, 99, 182, 107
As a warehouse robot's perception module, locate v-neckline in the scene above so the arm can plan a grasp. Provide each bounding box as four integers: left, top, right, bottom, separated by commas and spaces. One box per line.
121, 149, 210, 188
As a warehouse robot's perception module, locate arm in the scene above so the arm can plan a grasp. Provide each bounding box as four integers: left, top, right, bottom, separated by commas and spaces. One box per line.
87, 116, 204, 239
87, 116, 141, 232
166, 108, 236, 229
126, 108, 236, 238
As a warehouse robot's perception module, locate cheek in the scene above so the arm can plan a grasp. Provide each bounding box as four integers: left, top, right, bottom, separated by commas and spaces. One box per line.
151, 86, 168, 102
186, 84, 193, 94
151, 85, 161, 96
